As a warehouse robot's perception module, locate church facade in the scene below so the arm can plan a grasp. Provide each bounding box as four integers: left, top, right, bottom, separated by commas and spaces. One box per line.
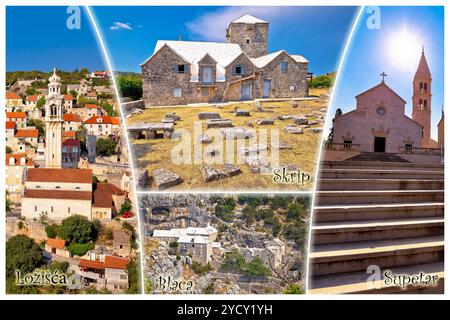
332, 49, 440, 153
141, 15, 309, 106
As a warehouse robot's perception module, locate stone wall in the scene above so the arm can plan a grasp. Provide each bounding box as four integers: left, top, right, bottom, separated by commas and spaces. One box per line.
226, 22, 269, 58
121, 99, 145, 116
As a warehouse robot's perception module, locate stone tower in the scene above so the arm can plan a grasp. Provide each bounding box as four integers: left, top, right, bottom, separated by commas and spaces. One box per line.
412, 47, 432, 147
44, 68, 64, 168
226, 14, 269, 58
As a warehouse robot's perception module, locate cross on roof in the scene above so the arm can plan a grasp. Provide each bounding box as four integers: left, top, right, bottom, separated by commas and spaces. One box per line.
380, 72, 387, 83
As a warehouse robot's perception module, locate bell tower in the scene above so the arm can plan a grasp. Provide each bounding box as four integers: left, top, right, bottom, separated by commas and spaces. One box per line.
44, 68, 64, 168
412, 47, 432, 146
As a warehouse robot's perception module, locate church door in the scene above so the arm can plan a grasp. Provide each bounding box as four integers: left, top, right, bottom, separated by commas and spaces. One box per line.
374, 137, 386, 152
241, 83, 252, 100
263, 80, 271, 98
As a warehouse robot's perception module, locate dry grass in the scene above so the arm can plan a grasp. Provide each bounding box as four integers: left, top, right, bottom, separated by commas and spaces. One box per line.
127, 88, 330, 192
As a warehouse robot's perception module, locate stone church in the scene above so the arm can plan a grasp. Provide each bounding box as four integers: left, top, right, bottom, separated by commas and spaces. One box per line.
332, 48, 441, 153
141, 14, 309, 106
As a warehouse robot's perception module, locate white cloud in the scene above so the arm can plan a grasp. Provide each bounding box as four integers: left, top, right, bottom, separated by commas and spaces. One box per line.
110, 22, 133, 31
185, 7, 299, 41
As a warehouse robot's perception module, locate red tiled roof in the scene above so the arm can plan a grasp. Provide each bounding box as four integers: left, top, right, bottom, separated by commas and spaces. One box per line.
104, 255, 129, 269
26, 168, 92, 183
47, 238, 66, 250
63, 113, 82, 122
6, 92, 21, 100
84, 115, 118, 125
6, 112, 26, 119
63, 94, 74, 101
92, 183, 125, 208
6, 121, 16, 130
6, 154, 35, 167
23, 189, 92, 201
78, 259, 105, 270
62, 138, 80, 147
85, 104, 99, 109
26, 95, 39, 102
63, 131, 76, 138
15, 129, 39, 138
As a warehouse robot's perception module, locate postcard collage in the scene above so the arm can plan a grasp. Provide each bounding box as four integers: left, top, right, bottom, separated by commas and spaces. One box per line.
2, 4, 446, 297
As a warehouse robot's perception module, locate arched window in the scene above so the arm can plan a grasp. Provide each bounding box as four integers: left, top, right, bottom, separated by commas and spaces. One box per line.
420, 82, 423, 92
424, 99, 428, 110
419, 99, 423, 110
55, 186, 61, 189
424, 83, 428, 92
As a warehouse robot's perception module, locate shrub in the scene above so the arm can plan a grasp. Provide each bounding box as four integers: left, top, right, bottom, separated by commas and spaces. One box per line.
18, 221, 24, 230
45, 224, 60, 239
244, 257, 270, 277
309, 74, 334, 88
59, 215, 98, 245
67, 243, 95, 256
191, 262, 213, 275
169, 241, 178, 248
6, 235, 44, 277
96, 137, 118, 156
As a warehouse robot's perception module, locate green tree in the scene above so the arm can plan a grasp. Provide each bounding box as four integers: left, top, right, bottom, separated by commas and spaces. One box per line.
6, 235, 44, 277
59, 215, 98, 245
127, 258, 140, 294
116, 75, 143, 100
67, 243, 95, 256
309, 74, 334, 88
76, 125, 87, 151
96, 137, 118, 156
28, 118, 45, 136
26, 87, 38, 96
36, 96, 46, 109
45, 224, 61, 239
120, 202, 132, 214
100, 102, 118, 116
221, 249, 246, 272
244, 257, 270, 277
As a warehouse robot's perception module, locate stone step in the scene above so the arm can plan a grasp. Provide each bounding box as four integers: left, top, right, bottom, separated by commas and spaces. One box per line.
313, 203, 444, 223
318, 178, 444, 191
320, 168, 443, 180
308, 261, 444, 294
315, 190, 444, 206
312, 217, 444, 244
321, 160, 443, 171
310, 236, 444, 276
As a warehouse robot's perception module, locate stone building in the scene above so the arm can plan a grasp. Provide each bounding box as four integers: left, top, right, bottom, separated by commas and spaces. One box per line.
141, 14, 309, 106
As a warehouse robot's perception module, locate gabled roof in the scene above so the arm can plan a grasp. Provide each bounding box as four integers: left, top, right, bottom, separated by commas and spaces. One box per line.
79, 259, 105, 270
355, 81, 406, 104
47, 238, 66, 249
6, 112, 27, 119
64, 113, 83, 122
15, 129, 39, 138
6, 154, 35, 167
84, 115, 120, 125
6, 92, 21, 100
231, 14, 268, 24
291, 54, 309, 63
26, 95, 39, 102
251, 50, 300, 68
62, 138, 80, 147
26, 168, 92, 183
63, 94, 74, 101
92, 183, 125, 208
104, 255, 129, 269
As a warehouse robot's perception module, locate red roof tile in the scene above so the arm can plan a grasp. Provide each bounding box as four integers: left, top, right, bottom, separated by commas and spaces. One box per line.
104, 255, 129, 269
6, 112, 27, 119
26, 95, 39, 102
6, 92, 21, 100
23, 189, 92, 201
63, 94, 74, 101
92, 183, 125, 208
62, 138, 80, 147
47, 238, 66, 250
26, 168, 92, 183
79, 259, 105, 270
63, 131, 76, 138
84, 115, 118, 125
15, 129, 39, 138
6, 121, 16, 130
85, 104, 99, 109
63, 113, 82, 122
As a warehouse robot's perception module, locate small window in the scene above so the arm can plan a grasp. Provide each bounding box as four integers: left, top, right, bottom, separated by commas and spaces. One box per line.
34, 206, 37, 212
120, 275, 127, 280
343, 140, 352, 150
246, 38, 250, 44
233, 65, 243, 75
280, 61, 288, 73
55, 186, 61, 189
289, 85, 296, 91
405, 143, 413, 153
424, 99, 428, 110
177, 64, 185, 74
68, 207, 71, 213
174, 88, 182, 97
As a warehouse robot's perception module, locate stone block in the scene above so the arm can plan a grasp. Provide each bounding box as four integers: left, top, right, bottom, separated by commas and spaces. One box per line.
165, 112, 181, 121
245, 156, 271, 174
294, 116, 308, 125
220, 127, 254, 139
283, 125, 304, 134
206, 119, 233, 128
200, 165, 228, 182
152, 168, 182, 190
255, 118, 274, 125
236, 109, 250, 116
199, 112, 221, 120
224, 164, 242, 177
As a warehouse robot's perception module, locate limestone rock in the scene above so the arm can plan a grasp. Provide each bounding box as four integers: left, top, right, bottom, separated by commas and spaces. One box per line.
200, 165, 228, 182
206, 119, 233, 128
283, 125, 304, 134
199, 112, 221, 120
165, 112, 181, 121
224, 163, 242, 177
278, 115, 294, 120
294, 116, 308, 125
220, 127, 254, 139
152, 168, 183, 190
135, 169, 149, 188
239, 144, 268, 156
255, 118, 274, 125
245, 156, 271, 174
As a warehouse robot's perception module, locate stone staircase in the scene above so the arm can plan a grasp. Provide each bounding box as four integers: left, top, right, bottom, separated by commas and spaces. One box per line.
308, 160, 444, 294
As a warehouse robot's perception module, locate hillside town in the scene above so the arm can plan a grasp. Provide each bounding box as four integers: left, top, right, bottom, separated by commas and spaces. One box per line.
5, 69, 139, 294
140, 194, 308, 294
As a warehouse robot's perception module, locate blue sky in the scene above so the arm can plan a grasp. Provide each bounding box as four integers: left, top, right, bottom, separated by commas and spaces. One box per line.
90, 6, 358, 75
328, 6, 444, 140
6, 6, 105, 72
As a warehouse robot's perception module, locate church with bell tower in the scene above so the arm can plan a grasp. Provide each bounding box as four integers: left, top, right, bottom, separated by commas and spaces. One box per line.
44, 68, 64, 168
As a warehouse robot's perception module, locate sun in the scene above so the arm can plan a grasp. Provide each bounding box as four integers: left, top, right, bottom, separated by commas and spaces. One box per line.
384, 25, 424, 73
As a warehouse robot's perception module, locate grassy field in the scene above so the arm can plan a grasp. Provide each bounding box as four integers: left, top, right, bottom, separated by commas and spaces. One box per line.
127, 88, 329, 191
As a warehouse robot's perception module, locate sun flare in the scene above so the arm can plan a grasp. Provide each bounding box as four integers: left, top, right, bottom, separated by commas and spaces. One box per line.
385, 25, 424, 73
